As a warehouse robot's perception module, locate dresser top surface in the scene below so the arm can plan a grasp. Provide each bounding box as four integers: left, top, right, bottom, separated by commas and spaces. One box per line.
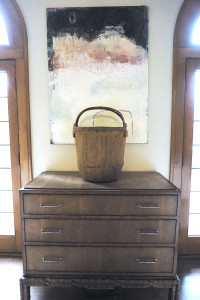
23, 171, 179, 192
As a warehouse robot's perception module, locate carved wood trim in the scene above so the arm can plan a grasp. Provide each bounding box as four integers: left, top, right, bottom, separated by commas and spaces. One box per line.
20, 276, 180, 300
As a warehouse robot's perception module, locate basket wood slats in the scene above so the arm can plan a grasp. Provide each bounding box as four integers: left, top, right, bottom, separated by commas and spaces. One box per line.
73, 106, 128, 182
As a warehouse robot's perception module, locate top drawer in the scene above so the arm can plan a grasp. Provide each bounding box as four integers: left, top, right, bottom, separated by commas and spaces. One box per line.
22, 194, 178, 216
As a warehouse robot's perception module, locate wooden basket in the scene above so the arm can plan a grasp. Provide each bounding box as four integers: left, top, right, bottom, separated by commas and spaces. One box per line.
73, 106, 128, 182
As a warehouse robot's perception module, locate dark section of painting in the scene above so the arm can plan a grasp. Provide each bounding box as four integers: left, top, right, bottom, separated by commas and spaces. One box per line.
47, 6, 148, 62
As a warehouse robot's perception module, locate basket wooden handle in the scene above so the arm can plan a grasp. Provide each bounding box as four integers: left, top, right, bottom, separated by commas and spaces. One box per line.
74, 106, 127, 128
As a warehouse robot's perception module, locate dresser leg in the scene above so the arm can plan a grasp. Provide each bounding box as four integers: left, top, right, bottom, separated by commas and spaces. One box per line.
20, 278, 24, 300
168, 284, 179, 300
114, 288, 117, 300
24, 285, 30, 300
20, 278, 30, 300
174, 281, 180, 300
168, 287, 175, 300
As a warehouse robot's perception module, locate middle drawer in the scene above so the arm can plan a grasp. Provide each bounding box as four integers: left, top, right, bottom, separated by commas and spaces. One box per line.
24, 219, 176, 244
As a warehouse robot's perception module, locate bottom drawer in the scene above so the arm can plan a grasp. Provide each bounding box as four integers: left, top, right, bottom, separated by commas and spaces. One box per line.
26, 246, 175, 275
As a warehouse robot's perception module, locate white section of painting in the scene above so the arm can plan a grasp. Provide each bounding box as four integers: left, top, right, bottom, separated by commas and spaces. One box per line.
49, 33, 148, 144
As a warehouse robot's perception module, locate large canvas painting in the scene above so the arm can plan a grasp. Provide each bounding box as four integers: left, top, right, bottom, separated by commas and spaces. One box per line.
47, 6, 148, 144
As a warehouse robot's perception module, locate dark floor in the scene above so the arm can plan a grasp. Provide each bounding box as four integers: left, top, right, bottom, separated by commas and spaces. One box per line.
0, 256, 200, 300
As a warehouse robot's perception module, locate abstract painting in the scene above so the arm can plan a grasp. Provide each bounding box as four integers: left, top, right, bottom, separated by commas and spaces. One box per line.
46, 6, 148, 144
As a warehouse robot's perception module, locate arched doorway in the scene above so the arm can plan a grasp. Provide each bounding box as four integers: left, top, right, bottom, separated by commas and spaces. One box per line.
0, 0, 32, 252
170, 0, 200, 254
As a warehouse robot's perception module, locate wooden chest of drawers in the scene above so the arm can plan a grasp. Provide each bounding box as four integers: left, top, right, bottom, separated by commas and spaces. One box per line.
19, 171, 181, 299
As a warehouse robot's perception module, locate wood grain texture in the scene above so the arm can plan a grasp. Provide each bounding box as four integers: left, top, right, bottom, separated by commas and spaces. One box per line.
22, 194, 178, 216
24, 171, 178, 191
25, 246, 175, 275
20, 172, 180, 300
24, 219, 176, 244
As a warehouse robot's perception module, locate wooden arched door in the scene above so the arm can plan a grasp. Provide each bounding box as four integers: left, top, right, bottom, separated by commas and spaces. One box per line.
0, 0, 32, 252
170, 0, 200, 254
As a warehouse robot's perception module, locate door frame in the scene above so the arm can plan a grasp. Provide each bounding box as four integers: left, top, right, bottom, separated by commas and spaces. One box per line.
0, 0, 32, 252
170, 0, 200, 254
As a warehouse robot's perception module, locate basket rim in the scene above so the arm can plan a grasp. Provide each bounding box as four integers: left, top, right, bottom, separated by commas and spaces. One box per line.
73, 126, 126, 131
73, 125, 128, 138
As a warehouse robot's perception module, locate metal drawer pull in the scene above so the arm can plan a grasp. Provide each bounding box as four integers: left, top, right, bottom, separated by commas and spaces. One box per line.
137, 230, 159, 236
40, 203, 63, 208
136, 258, 158, 264
41, 228, 63, 234
137, 203, 160, 209
42, 257, 63, 263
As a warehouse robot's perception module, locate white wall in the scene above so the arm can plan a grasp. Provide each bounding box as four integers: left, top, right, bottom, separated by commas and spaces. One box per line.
16, 0, 183, 179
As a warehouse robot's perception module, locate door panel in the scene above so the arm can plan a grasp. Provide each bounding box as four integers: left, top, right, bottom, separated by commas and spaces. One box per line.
179, 58, 200, 253
0, 60, 21, 252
